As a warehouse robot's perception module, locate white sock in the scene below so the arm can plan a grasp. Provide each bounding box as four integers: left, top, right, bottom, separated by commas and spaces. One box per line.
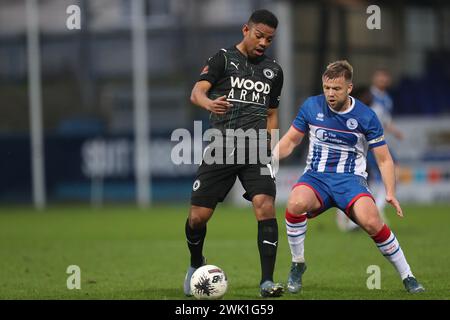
373, 225, 414, 280
285, 211, 307, 263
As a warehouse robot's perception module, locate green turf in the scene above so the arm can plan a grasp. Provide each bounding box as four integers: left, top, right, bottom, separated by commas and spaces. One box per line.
0, 204, 449, 299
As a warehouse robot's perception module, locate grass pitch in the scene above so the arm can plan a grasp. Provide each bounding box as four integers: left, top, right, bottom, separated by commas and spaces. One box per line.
0, 204, 449, 300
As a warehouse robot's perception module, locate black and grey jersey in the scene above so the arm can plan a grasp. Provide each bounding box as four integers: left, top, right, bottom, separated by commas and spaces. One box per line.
197, 46, 283, 137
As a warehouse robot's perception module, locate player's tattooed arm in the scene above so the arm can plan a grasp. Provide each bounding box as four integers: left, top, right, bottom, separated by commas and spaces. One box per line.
372, 144, 404, 218
190, 81, 233, 115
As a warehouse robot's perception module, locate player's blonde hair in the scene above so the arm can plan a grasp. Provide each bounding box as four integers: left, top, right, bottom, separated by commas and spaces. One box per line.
323, 60, 353, 82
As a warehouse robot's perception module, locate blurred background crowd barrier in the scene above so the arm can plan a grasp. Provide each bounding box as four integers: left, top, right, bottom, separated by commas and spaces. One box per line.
1, 0, 449, 207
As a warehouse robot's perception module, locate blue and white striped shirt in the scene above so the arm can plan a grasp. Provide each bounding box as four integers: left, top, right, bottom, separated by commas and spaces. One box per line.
292, 94, 386, 178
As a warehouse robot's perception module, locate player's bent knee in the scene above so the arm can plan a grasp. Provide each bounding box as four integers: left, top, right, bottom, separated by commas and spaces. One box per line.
188, 215, 207, 229
253, 195, 274, 209
189, 206, 213, 228
252, 195, 275, 219
369, 219, 385, 235
286, 199, 309, 216
360, 216, 384, 236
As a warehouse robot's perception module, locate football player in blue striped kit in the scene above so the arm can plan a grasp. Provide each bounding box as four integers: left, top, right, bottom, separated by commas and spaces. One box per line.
273, 60, 424, 294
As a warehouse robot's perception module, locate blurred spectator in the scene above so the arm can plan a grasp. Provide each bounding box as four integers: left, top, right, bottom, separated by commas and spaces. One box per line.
371, 69, 404, 140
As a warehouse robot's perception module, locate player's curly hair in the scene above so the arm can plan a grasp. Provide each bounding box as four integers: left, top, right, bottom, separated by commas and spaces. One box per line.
248, 9, 278, 29
323, 60, 353, 82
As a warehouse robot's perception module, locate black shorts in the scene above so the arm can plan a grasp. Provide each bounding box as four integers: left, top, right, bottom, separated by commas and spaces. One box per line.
190, 161, 276, 209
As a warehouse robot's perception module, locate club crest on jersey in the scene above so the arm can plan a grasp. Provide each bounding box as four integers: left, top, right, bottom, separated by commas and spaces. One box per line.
193, 179, 201, 191
263, 68, 275, 79
346, 118, 358, 130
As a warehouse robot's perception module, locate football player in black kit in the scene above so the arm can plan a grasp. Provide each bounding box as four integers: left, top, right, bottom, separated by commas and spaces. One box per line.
183, 9, 285, 297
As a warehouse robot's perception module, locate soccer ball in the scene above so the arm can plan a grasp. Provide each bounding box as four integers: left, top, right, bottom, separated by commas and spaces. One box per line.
190, 265, 228, 300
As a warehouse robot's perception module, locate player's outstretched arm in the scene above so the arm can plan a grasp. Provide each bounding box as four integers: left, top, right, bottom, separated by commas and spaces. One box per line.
272, 126, 304, 163
372, 144, 404, 217
190, 81, 233, 114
